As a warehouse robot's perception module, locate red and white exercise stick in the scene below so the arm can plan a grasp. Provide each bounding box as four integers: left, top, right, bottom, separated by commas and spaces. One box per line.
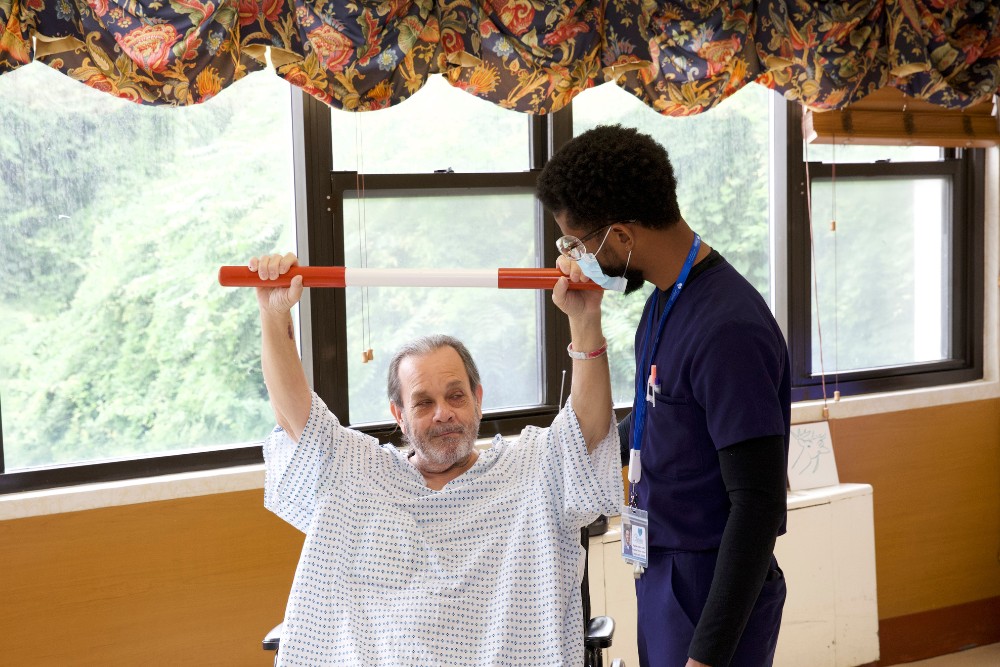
218, 266, 604, 290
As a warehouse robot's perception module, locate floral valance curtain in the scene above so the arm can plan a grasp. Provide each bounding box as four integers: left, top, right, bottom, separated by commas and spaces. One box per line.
1, 0, 997, 114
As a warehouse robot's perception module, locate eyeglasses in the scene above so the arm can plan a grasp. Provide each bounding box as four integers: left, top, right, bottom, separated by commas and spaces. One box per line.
555, 221, 634, 261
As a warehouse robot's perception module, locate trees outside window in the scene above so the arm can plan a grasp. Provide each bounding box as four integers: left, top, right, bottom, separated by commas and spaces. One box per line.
0, 64, 296, 487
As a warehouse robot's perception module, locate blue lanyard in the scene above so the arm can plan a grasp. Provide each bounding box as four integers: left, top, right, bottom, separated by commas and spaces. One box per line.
630, 233, 701, 459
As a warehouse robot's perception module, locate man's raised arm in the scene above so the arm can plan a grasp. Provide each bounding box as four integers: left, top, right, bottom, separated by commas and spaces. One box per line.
552, 257, 613, 452
250, 252, 311, 443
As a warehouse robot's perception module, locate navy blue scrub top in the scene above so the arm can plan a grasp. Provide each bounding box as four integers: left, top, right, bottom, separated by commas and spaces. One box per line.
632, 254, 790, 552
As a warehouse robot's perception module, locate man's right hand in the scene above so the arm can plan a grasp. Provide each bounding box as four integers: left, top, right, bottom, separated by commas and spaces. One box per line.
250, 252, 311, 441
250, 252, 304, 315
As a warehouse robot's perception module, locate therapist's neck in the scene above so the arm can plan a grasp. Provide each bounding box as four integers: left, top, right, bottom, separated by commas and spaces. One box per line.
636, 220, 712, 292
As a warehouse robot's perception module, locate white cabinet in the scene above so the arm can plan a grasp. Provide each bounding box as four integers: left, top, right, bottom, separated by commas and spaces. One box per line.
774, 483, 879, 667
588, 523, 641, 667
587, 483, 879, 667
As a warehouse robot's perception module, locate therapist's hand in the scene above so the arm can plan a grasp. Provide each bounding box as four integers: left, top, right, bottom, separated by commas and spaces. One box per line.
552, 254, 602, 321
686, 659, 710, 667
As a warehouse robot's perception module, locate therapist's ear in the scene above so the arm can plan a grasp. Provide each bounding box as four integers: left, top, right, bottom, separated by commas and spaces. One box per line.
611, 224, 634, 249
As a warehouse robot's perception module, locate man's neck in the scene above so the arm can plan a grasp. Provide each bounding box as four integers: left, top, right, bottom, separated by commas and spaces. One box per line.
410, 450, 479, 491
639, 221, 713, 292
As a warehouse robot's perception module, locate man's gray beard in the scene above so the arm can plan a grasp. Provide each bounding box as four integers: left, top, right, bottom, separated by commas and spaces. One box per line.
405, 413, 482, 468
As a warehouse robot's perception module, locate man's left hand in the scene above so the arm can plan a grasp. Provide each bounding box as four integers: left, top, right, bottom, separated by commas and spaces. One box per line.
552, 255, 603, 320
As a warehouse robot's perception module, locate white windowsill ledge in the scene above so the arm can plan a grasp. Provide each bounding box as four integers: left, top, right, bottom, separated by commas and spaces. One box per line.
2, 376, 997, 522
789, 377, 1000, 422
0, 464, 265, 521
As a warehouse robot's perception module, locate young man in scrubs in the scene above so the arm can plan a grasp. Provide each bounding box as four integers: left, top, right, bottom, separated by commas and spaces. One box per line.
537, 124, 790, 667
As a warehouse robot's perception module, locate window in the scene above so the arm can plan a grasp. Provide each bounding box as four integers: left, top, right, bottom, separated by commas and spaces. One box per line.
0, 64, 296, 491
329, 75, 530, 174
787, 105, 984, 401
339, 186, 543, 425
303, 75, 564, 443
0, 71, 988, 494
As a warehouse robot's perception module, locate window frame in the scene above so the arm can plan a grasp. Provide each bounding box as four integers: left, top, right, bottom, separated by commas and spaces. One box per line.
786, 103, 985, 402
0, 77, 304, 495
0, 87, 574, 493
269, 95, 576, 446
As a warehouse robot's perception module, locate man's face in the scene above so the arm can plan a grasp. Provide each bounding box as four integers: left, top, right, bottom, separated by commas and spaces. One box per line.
392, 346, 483, 469
554, 212, 646, 294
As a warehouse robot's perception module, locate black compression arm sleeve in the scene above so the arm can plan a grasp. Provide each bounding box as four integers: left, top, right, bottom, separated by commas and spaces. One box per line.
688, 434, 787, 667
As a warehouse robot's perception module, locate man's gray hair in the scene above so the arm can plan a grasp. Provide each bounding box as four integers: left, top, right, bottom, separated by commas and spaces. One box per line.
387, 335, 482, 408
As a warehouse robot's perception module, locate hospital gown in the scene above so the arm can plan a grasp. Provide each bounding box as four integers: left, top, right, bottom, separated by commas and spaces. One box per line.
264, 392, 623, 666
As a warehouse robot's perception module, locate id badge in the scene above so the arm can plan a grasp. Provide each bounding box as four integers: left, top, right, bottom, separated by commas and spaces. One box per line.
620, 505, 649, 568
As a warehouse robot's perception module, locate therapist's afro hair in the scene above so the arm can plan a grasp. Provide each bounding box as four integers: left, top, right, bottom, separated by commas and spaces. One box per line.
536, 124, 682, 233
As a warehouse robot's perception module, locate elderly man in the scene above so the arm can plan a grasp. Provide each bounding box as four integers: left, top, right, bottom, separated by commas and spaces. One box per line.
251, 252, 623, 666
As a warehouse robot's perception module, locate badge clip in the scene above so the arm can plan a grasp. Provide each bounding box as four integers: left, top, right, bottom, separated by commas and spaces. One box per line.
646, 364, 660, 406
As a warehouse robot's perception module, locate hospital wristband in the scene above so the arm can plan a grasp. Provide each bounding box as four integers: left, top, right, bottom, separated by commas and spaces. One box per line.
567, 339, 608, 360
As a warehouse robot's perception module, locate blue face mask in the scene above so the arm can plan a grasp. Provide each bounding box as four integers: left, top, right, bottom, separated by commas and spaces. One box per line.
577, 228, 631, 292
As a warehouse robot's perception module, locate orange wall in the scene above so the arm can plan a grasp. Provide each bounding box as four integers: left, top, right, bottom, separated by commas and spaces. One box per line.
1, 399, 998, 665
829, 398, 1000, 619
0, 489, 302, 666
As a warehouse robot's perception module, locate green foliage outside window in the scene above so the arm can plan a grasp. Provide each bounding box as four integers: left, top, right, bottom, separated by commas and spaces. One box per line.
342, 193, 541, 425
810, 178, 949, 374
0, 65, 294, 469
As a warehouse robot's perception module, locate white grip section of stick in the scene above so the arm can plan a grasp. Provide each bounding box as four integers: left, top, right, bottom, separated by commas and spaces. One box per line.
344, 268, 499, 288
628, 449, 641, 483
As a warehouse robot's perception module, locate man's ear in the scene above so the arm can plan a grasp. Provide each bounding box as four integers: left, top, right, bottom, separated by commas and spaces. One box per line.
612, 223, 634, 249
475, 384, 484, 416
389, 402, 406, 432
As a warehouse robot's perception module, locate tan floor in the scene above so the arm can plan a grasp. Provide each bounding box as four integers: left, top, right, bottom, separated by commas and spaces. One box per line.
887, 643, 1000, 666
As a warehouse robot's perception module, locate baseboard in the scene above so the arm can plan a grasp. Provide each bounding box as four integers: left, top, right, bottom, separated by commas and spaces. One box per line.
877, 596, 1000, 664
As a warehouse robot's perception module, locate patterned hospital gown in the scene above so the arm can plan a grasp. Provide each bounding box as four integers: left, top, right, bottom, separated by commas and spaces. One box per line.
264, 392, 622, 666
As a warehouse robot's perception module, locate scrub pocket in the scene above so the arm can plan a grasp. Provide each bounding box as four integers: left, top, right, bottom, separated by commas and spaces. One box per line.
731, 560, 786, 667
